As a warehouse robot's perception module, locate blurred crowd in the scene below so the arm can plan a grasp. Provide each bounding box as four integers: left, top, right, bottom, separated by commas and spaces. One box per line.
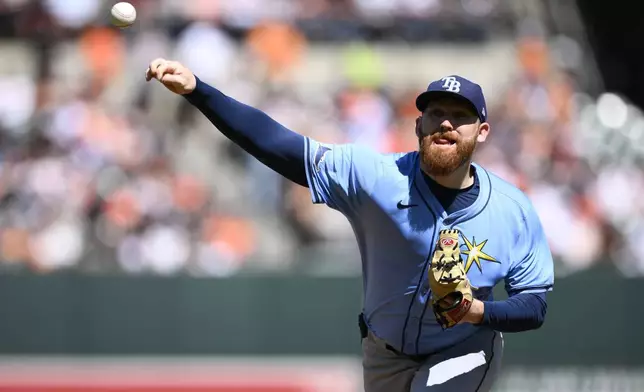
0, 0, 642, 277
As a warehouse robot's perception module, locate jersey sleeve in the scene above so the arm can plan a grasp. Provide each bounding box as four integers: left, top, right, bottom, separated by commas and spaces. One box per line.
505, 205, 555, 296
303, 137, 378, 213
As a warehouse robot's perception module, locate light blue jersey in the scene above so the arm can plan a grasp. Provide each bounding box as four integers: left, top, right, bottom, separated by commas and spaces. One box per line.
304, 138, 554, 356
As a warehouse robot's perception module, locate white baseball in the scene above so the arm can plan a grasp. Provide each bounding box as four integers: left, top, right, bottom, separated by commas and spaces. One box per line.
110, 2, 137, 28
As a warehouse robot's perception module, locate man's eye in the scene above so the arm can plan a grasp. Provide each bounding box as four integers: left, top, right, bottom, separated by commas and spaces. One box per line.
430, 109, 444, 117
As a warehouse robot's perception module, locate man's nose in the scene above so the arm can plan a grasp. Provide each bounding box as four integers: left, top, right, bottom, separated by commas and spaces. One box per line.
439, 120, 454, 132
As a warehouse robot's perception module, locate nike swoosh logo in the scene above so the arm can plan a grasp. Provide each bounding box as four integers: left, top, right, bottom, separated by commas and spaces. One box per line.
397, 201, 418, 210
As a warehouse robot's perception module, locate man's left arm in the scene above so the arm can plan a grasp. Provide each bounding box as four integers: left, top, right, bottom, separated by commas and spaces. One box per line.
463, 291, 547, 332
462, 205, 554, 332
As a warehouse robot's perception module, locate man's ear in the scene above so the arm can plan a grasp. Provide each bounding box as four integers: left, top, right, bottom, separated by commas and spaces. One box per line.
477, 122, 490, 143
415, 116, 422, 138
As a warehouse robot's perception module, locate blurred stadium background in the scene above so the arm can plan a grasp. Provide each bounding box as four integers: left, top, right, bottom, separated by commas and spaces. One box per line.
0, 0, 643, 391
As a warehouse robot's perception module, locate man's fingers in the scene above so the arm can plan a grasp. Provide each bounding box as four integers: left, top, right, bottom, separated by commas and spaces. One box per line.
154, 63, 180, 81
147, 58, 174, 80
149, 58, 166, 72
155, 63, 169, 80
159, 74, 183, 85
145, 59, 186, 90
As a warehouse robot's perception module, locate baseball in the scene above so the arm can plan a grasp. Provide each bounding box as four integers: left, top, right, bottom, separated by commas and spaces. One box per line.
110, 2, 137, 28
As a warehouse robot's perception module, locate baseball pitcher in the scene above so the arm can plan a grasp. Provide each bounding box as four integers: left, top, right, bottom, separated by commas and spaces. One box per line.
146, 59, 554, 392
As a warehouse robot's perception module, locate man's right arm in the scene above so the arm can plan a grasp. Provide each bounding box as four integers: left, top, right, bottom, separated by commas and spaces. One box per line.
184, 76, 308, 187
187, 78, 377, 212
145, 58, 379, 213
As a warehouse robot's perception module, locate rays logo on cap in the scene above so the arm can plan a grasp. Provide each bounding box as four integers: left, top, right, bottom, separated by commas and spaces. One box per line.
441, 76, 461, 93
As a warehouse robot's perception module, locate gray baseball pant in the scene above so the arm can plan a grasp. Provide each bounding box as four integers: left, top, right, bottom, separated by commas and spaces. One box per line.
362, 328, 503, 392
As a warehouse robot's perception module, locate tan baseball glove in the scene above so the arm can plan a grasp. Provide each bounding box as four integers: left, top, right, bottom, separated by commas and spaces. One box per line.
429, 229, 473, 329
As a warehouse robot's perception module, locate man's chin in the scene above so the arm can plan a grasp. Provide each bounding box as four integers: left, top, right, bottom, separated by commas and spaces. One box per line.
423, 164, 459, 177
420, 152, 466, 177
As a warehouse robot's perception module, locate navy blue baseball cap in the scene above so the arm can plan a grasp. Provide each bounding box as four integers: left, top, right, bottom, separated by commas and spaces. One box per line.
415, 75, 487, 122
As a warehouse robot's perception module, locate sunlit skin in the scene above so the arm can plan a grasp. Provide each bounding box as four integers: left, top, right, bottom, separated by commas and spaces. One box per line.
415, 95, 490, 190
415, 95, 491, 324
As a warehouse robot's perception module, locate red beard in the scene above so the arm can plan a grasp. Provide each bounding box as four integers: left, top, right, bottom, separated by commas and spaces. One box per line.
419, 132, 477, 176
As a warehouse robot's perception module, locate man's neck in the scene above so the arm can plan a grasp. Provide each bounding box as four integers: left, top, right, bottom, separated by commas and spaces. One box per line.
422, 162, 474, 189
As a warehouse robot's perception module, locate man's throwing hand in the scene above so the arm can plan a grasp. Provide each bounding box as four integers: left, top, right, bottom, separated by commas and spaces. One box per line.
145, 58, 196, 95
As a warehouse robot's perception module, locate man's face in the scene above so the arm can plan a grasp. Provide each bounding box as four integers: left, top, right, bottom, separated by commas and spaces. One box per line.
416, 96, 489, 177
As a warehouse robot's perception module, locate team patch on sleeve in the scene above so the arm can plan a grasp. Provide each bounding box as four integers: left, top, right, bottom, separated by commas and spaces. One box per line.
313, 145, 331, 172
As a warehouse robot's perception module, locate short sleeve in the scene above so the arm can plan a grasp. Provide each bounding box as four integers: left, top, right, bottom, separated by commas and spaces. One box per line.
505, 204, 555, 296
304, 137, 379, 213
